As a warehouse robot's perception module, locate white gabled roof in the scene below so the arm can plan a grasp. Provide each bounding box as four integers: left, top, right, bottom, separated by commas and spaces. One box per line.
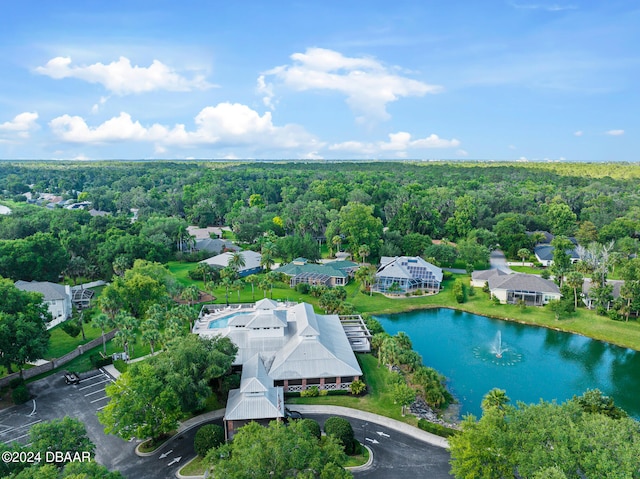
225, 355, 284, 421
255, 298, 278, 310
293, 302, 320, 337
240, 354, 271, 393
246, 310, 287, 329
268, 310, 362, 380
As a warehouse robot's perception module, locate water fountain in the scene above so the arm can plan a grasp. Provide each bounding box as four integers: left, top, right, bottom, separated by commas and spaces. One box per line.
473, 330, 523, 366
491, 331, 507, 358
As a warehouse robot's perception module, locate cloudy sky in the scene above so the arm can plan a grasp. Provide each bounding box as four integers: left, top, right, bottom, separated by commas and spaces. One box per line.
0, 1, 637, 161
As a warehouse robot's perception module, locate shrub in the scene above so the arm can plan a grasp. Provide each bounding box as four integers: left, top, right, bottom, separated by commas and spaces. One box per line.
417, 419, 459, 438
90, 354, 113, 368
12, 384, 29, 405
299, 419, 321, 440
540, 269, 551, 280
349, 379, 366, 395
295, 282, 310, 294
324, 417, 356, 454
442, 271, 453, 281
9, 377, 24, 389
60, 320, 81, 338
194, 424, 225, 457
113, 359, 128, 373
318, 389, 328, 396
300, 386, 319, 397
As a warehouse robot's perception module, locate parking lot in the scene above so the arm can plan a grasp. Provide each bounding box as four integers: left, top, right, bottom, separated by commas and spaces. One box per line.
0, 369, 114, 447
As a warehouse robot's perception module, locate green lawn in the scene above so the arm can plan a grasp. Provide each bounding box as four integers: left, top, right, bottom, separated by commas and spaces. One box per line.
167, 261, 640, 351
45, 322, 103, 359
509, 265, 545, 274
288, 354, 419, 427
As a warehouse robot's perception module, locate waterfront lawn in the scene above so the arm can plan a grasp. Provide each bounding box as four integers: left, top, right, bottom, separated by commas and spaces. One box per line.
288, 354, 418, 426
352, 277, 640, 351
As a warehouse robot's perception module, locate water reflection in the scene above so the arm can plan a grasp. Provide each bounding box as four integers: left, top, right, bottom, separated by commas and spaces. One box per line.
376, 308, 640, 419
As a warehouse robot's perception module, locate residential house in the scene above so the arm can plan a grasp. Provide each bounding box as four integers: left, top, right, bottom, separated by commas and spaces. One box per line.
275, 258, 358, 288
473, 270, 561, 306
14, 280, 72, 328
200, 250, 262, 277
581, 278, 639, 316
194, 237, 240, 254
534, 244, 580, 267
373, 256, 443, 294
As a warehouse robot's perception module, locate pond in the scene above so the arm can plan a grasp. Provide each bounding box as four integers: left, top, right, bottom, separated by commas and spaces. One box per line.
375, 308, 640, 419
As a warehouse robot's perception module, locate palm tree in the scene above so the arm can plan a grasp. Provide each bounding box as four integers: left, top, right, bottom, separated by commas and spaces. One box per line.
517, 248, 530, 266
232, 279, 244, 301
112, 255, 130, 277
245, 274, 258, 301
92, 313, 112, 354
194, 262, 214, 285
181, 285, 200, 307
481, 388, 510, 413
141, 319, 160, 355
565, 271, 584, 309
332, 235, 342, 256
228, 252, 246, 273
358, 244, 370, 264
260, 243, 275, 271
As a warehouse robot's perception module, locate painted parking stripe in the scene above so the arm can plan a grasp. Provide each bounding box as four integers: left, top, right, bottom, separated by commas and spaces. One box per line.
84, 388, 107, 397
90, 396, 109, 404
79, 378, 110, 390
0, 419, 42, 435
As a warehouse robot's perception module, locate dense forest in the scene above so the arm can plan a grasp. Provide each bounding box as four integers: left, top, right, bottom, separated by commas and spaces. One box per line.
1, 161, 638, 280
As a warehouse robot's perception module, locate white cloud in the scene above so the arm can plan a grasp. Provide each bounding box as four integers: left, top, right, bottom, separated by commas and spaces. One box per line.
262, 47, 442, 121
456, 149, 469, 157
49, 103, 322, 153
35, 56, 215, 95
330, 131, 460, 157
574, 130, 583, 136
606, 129, 624, 136
0, 112, 39, 133
91, 96, 109, 114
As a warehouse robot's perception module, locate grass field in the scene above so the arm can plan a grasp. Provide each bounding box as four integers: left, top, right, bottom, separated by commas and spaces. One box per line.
288, 354, 419, 426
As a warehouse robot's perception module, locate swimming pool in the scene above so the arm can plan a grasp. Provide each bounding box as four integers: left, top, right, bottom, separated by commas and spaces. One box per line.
207, 311, 254, 329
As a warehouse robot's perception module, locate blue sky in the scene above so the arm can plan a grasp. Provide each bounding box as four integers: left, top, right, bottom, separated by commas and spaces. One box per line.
0, 1, 637, 161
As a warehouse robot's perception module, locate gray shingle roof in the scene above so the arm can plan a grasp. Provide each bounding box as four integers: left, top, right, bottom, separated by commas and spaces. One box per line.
490, 273, 560, 294
14, 281, 68, 301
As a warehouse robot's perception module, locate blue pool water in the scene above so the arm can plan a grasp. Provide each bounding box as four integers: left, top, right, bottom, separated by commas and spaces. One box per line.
207, 311, 254, 329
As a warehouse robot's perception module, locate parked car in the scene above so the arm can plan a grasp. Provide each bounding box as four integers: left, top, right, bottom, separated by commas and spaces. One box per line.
63, 371, 81, 385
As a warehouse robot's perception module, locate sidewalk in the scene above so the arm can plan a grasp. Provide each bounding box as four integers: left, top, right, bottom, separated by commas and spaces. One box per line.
294, 405, 450, 449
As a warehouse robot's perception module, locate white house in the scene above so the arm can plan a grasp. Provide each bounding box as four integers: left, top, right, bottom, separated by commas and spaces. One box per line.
471, 270, 561, 306
14, 280, 72, 328
373, 256, 443, 294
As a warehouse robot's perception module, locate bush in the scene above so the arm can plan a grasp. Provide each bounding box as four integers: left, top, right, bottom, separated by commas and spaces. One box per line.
349, 379, 366, 395
9, 377, 24, 389
300, 386, 319, 397
540, 269, 551, 280
295, 282, 310, 294
12, 384, 29, 405
299, 419, 321, 440
113, 359, 128, 373
193, 424, 225, 457
417, 419, 459, 438
90, 354, 113, 368
60, 320, 81, 338
442, 271, 453, 281
324, 417, 356, 454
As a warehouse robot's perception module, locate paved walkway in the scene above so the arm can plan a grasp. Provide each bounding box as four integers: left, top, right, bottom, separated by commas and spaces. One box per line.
294, 405, 449, 449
